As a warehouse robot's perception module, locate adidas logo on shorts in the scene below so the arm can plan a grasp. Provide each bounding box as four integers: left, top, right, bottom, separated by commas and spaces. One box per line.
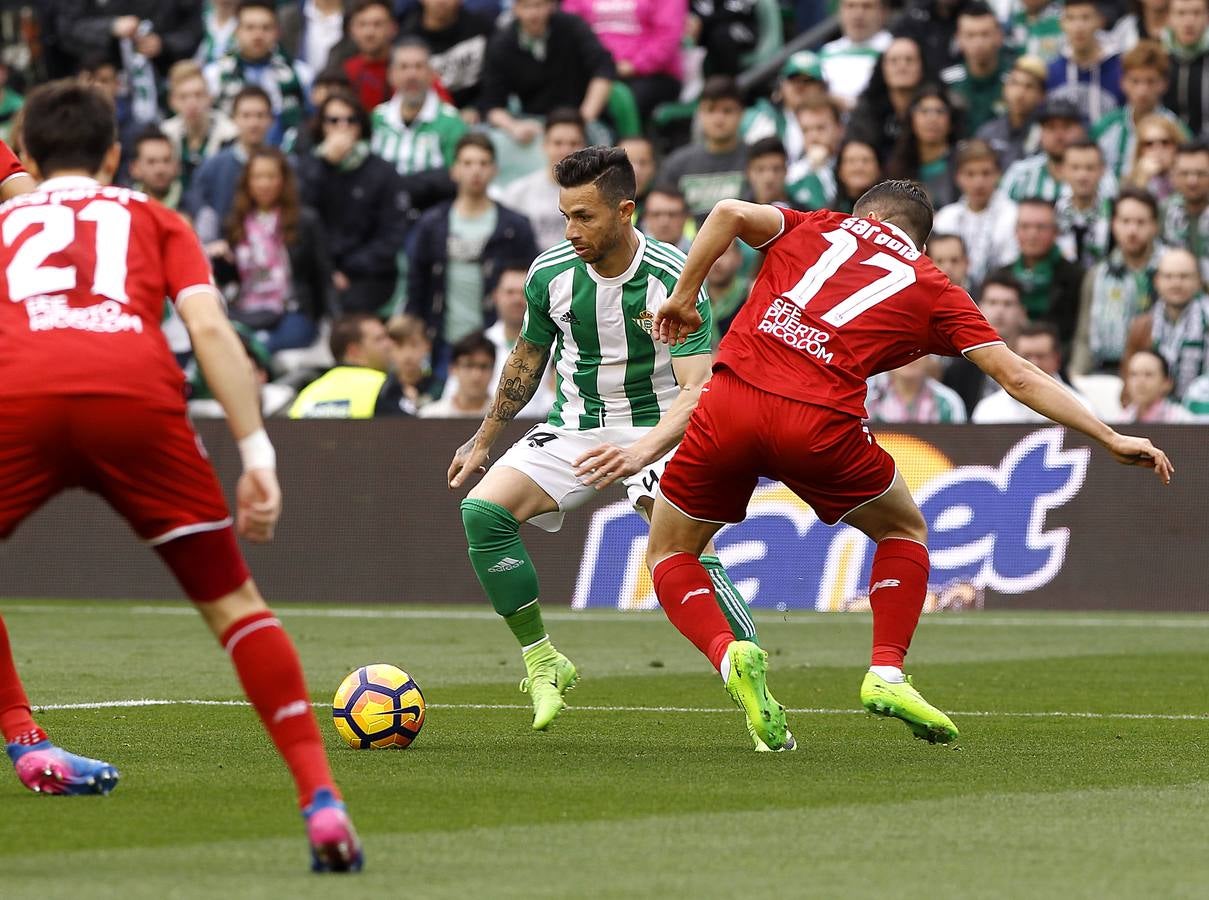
488, 557, 525, 573
559, 310, 581, 326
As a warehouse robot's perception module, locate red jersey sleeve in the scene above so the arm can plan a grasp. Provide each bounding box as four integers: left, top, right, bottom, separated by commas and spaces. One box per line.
158, 206, 215, 304
753, 206, 826, 250
927, 283, 1004, 357
0, 140, 27, 186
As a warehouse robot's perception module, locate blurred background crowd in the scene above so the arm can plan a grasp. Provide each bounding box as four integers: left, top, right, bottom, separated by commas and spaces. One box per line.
6, 0, 1209, 424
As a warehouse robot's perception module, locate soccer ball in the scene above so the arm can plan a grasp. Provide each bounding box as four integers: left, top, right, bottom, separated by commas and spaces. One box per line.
332, 664, 426, 749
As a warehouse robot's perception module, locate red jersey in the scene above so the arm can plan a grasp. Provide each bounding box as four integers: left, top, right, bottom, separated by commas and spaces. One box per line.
0, 140, 25, 188
717, 208, 1003, 417
0, 176, 213, 410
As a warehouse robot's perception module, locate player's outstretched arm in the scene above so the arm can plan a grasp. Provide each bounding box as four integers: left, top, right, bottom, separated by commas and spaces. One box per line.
448, 336, 552, 489
967, 343, 1174, 484
655, 200, 784, 345
178, 288, 282, 540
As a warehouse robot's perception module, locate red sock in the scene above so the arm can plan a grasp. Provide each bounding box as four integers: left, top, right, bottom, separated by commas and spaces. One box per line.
0, 616, 47, 747
868, 538, 930, 668
220, 610, 336, 807
652, 553, 734, 671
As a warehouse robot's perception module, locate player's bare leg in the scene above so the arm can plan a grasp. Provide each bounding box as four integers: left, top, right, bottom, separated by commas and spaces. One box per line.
647, 497, 789, 751
841, 473, 958, 744
461, 466, 579, 731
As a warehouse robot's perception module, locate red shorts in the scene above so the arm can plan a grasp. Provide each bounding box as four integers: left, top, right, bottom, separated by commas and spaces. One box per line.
659, 368, 896, 526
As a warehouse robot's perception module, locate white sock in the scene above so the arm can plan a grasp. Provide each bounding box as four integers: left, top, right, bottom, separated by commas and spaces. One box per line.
719, 648, 732, 684
869, 665, 904, 683
521, 635, 550, 655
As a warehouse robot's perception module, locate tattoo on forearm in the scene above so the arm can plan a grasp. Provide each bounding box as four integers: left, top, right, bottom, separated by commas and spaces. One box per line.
487, 337, 549, 423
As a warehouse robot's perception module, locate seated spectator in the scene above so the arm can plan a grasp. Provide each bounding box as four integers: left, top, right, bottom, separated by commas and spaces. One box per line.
1123, 113, 1183, 200
183, 84, 273, 242
399, 0, 496, 111
480, 0, 616, 144
371, 38, 468, 176
787, 96, 844, 208
866, 356, 968, 422
927, 233, 972, 292
160, 60, 240, 191
340, 0, 398, 114
885, 85, 959, 209
1159, 141, 1209, 282
289, 313, 396, 417
205, 0, 311, 147
944, 273, 1030, 412
830, 139, 882, 214
128, 128, 183, 209
278, 0, 347, 74
972, 322, 1091, 421
640, 186, 692, 252
407, 133, 539, 367
55, 0, 201, 87
1055, 140, 1112, 267
285, 66, 354, 156
619, 135, 657, 212
1163, 0, 1209, 136
1008, 0, 1065, 64
990, 197, 1084, 344
976, 54, 1046, 171
942, 2, 1018, 138
497, 109, 588, 252
1181, 371, 1209, 416
210, 147, 329, 353
1110, 0, 1171, 49
297, 90, 411, 314
1072, 187, 1163, 376
1092, 40, 1186, 181
933, 138, 1020, 294
892, 0, 965, 71
196, 0, 239, 66
1122, 247, 1209, 400
743, 50, 829, 167
1045, 0, 1123, 123
1119, 349, 1196, 421
848, 36, 928, 163
419, 331, 498, 417
998, 97, 1092, 202
188, 322, 297, 419
706, 240, 748, 343
745, 138, 791, 206
690, 0, 773, 78
380, 313, 440, 416
657, 76, 748, 220
563, 0, 685, 122
820, 0, 892, 109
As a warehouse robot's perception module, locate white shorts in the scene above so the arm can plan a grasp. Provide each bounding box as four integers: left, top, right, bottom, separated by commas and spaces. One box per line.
495, 424, 673, 532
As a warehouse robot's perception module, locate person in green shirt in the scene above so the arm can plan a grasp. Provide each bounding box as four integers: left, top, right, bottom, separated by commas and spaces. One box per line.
942, 1, 1018, 137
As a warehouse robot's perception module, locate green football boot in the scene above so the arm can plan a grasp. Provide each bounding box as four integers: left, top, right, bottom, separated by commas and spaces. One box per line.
725, 641, 787, 750
860, 671, 959, 744
520, 644, 579, 731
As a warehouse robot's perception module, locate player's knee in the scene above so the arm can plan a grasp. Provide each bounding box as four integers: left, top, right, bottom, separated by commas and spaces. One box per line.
460, 497, 520, 551
888, 510, 927, 545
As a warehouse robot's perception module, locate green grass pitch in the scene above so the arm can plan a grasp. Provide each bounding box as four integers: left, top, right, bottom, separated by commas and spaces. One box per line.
2, 600, 1208, 899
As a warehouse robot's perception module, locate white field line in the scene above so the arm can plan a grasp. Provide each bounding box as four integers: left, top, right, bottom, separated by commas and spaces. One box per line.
29, 697, 1209, 722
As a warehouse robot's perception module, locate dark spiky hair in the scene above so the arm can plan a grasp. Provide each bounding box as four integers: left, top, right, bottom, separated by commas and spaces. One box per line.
853, 179, 934, 248
553, 146, 636, 207
22, 80, 116, 175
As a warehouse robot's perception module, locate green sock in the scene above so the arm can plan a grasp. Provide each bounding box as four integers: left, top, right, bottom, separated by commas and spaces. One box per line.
506, 601, 549, 650
461, 498, 548, 649
700, 555, 760, 646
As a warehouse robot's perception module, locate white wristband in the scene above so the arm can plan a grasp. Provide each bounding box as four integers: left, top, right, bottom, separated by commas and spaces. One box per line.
238, 428, 276, 472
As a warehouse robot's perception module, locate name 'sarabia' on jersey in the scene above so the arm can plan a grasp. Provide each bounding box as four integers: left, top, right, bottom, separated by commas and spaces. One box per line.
0, 175, 214, 410
717, 207, 1004, 418
521, 230, 712, 431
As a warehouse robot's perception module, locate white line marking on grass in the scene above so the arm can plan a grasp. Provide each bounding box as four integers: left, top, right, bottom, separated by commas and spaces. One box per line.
30, 698, 1209, 721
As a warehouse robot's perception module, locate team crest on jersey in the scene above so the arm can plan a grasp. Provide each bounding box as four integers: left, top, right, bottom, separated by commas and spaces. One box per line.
634, 310, 655, 335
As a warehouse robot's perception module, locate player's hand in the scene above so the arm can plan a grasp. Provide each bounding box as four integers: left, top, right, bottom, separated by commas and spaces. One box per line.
236, 468, 281, 543
654, 293, 703, 346
1106, 433, 1174, 485
448, 438, 490, 489
574, 443, 645, 490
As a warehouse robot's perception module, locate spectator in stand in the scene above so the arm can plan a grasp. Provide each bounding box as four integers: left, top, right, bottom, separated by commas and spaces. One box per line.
866, 356, 969, 422
407, 133, 539, 368
480, 0, 616, 147
205, 0, 312, 148
209, 147, 329, 352
942, 2, 1019, 138
1180, 371, 1209, 415
820, 0, 893, 109
991, 197, 1085, 344
998, 96, 1091, 201
288, 313, 396, 418
1008, 0, 1065, 63
1072, 187, 1163, 376
1123, 113, 1184, 199
706, 240, 748, 344
892, 0, 966, 71
196, 0, 239, 67
745, 138, 791, 206
1163, 0, 1209, 136
972, 321, 1092, 421
419, 332, 497, 418
278, 0, 347, 74
497, 109, 588, 251
1092, 40, 1186, 181
1111, 0, 1172, 49
399, 0, 496, 111
934, 138, 1020, 294
1122, 247, 1209, 399
380, 313, 439, 416
1045, 0, 1124, 123
55, 0, 202, 83
657, 76, 748, 220
1159, 141, 1209, 282
128, 128, 184, 209
161, 60, 240, 192
689, 0, 768, 78
184, 85, 273, 242
926, 233, 972, 291
743, 50, 829, 168
829, 138, 882, 213
339, 0, 398, 114
976, 54, 1047, 170
371, 38, 468, 176
885, 84, 960, 208
1055, 140, 1113, 267
1119, 349, 1196, 421
639, 186, 692, 251
847, 37, 928, 163
285, 66, 354, 156
562, 0, 685, 122
943, 273, 1031, 412
297, 90, 411, 315
0, 63, 21, 145
619, 135, 657, 212
788, 97, 845, 208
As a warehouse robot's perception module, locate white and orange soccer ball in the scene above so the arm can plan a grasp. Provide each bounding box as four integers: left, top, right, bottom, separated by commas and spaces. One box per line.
332, 664, 426, 749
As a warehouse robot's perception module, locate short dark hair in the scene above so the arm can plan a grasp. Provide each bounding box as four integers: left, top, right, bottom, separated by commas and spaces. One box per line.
330, 313, 381, 362
495, 262, 532, 285
22, 80, 116, 176
313, 66, 353, 91
1016, 320, 1061, 350
1175, 139, 1209, 160
928, 232, 967, 256
1017, 196, 1057, 215
979, 272, 1022, 301
545, 107, 587, 137
451, 331, 497, 365
645, 185, 688, 209
1062, 138, 1103, 160
958, 0, 999, 20
347, 0, 393, 19
77, 54, 116, 77
954, 138, 1000, 170
1129, 348, 1172, 379
133, 126, 172, 158
853, 179, 934, 248
747, 137, 788, 163
312, 89, 371, 144
237, 0, 277, 20
454, 131, 496, 162
699, 75, 744, 105
1061, 0, 1101, 11
554, 145, 636, 206
393, 35, 432, 57
232, 84, 272, 114
1112, 186, 1159, 222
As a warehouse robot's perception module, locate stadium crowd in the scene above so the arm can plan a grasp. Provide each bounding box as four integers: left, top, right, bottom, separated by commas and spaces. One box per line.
10, 0, 1209, 423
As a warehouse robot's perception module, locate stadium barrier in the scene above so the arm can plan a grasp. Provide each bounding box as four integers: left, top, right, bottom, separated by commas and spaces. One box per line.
2, 421, 1203, 611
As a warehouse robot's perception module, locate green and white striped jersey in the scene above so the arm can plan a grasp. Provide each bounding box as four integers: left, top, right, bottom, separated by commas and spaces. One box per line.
998, 152, 1117, 202
521, 232, 712, 431
370, 90, 467, 176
